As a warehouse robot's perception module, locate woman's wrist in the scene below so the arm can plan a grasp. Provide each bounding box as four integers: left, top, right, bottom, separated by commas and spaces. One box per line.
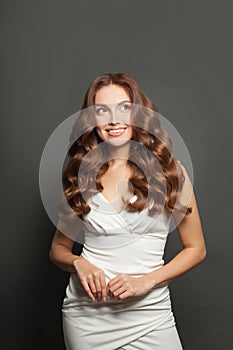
72, 256, 83, 271
141, 274, 157, 292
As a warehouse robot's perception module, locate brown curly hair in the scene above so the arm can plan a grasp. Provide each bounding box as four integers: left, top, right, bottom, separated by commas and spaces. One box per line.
61, 72, 192, 219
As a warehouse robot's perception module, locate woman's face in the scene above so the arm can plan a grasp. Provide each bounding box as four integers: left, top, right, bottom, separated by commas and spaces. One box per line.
94, 84, 133, 146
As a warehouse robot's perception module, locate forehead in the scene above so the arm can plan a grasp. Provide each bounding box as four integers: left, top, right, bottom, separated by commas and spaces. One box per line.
95, 84, 130, 104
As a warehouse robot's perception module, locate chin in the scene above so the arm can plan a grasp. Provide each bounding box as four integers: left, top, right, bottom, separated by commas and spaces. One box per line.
104, 138, 131, 148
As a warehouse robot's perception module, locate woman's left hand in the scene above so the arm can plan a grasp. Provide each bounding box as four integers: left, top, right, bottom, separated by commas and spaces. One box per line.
106, 274, 154, 300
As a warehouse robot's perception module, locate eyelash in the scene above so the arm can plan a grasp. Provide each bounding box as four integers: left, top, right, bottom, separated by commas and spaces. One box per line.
96, 107, 107, 113
121, 104, 131, 110
96, 104, 131, 114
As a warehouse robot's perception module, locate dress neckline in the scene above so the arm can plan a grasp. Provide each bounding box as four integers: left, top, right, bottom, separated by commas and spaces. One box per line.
97, 192, 137, 215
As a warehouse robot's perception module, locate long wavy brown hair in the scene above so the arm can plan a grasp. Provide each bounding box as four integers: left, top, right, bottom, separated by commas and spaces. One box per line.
61, 72, 192, 219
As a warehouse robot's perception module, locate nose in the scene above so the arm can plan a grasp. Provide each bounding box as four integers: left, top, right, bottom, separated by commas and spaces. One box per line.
109, 106, 120, 124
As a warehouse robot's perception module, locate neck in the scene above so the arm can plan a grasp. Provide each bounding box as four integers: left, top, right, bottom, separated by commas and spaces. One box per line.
107, 142, 130, 168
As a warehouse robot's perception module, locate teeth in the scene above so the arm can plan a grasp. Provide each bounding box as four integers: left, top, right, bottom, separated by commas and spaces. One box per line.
107, 129, 125, 133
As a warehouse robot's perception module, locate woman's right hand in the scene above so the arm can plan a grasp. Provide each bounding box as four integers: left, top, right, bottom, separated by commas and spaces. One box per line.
73, 256, 107, 303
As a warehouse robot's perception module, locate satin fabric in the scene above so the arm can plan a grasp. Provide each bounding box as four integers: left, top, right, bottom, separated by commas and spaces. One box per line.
62, 193, 183, 349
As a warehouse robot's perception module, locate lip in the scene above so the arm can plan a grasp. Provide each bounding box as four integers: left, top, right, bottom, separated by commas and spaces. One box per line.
105, 126, 127, 131
105, 127, 127, 137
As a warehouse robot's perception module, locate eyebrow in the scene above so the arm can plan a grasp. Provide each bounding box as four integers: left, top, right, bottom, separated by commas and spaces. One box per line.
94, 100, 131, 107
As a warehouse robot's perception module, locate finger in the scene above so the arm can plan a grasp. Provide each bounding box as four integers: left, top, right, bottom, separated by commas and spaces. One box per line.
111, 290, 120, 300
108, 275, 121, 288
109, 280, 123, 294
107, 288, 114, 299
118, 290, 130, 300
93, 274, 102, 302
88, 278, 98, 299
113, 286, 128, 297
81, 279, 96, 301
100, 273, 107, 301
106, 282, 112, 294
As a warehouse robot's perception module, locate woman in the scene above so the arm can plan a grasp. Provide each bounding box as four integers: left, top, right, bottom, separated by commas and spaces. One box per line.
49, 72, 206, 350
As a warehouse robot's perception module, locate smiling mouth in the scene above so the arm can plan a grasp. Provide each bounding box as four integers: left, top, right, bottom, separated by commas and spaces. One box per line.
105, 127, 127, 136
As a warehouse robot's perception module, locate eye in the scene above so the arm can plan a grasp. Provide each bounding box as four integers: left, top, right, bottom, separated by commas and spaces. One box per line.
95, 106, 109, 116
98, 107, 106, 113
119, 103, 131, 112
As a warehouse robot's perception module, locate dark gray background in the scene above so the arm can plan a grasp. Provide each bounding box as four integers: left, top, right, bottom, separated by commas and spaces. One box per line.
1, 1, 232, 349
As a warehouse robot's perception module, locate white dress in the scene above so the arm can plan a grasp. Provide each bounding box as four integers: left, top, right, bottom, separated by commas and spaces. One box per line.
62, 192, 183, 350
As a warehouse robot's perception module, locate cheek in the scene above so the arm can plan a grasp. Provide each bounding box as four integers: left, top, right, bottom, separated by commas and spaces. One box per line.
96, 115, 111, 126
96, 118, 102, 127
95, 126, 104, 138
128, 125, 133, 137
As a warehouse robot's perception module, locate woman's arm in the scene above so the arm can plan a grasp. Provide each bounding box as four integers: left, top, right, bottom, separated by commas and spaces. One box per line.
106, 163, 206, 300
143, 187, 207, 290
49, 230, 82, 273
107, 187, 206, 300
49, 229, 108, 302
